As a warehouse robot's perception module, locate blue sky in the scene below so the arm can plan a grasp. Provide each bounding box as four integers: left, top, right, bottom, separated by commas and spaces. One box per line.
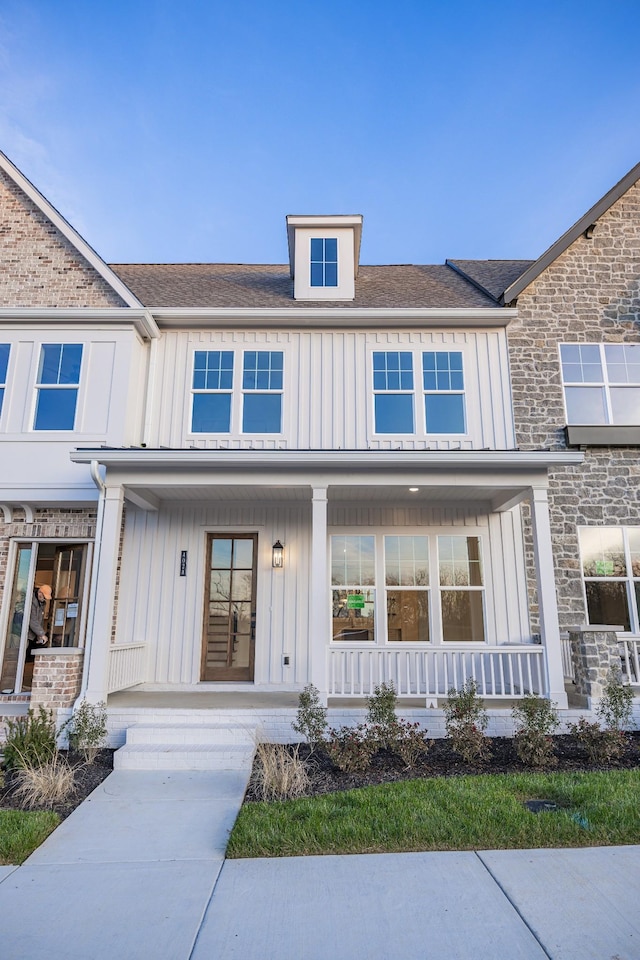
1, 0, 639, 266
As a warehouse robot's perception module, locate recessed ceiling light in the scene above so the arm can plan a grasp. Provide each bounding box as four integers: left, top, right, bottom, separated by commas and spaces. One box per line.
409, 487, 419, 493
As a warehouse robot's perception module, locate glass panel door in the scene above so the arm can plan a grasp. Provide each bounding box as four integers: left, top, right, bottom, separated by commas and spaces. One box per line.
201, 534, 257, 681
0, 545, 35, 693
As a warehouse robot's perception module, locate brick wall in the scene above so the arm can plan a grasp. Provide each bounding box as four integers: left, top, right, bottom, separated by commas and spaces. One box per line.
509, 180, 640, 630
0, 167, 125, 307
30, 648, 84, 713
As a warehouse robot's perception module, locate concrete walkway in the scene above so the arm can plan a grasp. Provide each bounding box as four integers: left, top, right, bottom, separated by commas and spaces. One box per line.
1, 771, 640, 960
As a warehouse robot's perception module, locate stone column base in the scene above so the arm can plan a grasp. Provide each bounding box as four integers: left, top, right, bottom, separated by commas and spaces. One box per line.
569, 625, 622, 708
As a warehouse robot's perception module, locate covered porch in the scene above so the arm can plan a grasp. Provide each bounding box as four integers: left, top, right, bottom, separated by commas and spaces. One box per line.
72, 447, 584, 713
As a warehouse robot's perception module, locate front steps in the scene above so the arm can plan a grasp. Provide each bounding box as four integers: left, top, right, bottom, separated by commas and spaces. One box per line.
113, 722, 257, 771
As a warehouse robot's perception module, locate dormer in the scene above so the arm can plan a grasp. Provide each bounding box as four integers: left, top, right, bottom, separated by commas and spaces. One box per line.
286, 214, 363, 301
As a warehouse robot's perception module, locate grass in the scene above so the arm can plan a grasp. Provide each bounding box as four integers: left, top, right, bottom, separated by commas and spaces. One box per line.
227, 769, 640, 859
0, 809, 60, 865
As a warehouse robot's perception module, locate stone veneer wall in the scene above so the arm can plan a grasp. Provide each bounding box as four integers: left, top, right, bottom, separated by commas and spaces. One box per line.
0, 167, 125, 307
508, 180, 640, 632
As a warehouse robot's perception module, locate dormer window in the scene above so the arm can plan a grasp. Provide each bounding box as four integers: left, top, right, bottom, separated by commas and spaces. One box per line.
287, 214, 362, 301
310, 238, 338, 287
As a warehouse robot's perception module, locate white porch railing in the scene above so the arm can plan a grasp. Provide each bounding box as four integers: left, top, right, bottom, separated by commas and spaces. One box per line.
327, 645, 547, 699
561, 633, 575, 681
619, 636, 640, 685
107, 643, 148, 694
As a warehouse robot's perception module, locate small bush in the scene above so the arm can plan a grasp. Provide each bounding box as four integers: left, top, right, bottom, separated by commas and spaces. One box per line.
571, 716, 626, 764
365, 682, 398, 747
3, 707, 58, 771
12, 753, 75, 809
387, 720, 431, 768
512, 696, 559, 769
64, 700, 108, 763
597, 671, 634, 732
251, 742, 310, 801
325, 724, 376, 773
443, 680, 490, 764
292, 685, 328, 752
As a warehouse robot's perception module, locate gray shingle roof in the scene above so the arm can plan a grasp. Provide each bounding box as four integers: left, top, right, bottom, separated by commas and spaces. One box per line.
109, 262, 502, 309
446, 260, 534, 302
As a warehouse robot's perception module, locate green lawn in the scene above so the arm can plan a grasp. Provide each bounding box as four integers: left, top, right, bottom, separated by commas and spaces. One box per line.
227, 769, 640, 858
0, 809, 60, 865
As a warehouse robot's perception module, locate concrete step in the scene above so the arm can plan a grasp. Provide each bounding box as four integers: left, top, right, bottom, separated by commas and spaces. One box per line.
124, 722, 257, 746
114, 742, 255, 771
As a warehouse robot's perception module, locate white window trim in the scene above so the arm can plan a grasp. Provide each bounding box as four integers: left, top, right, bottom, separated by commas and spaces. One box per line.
240, 348, 285, 437
0, 342, 10, 425
30, 341, 84, 433
309, 237, 339, 289
578, 525, 640, 634
329, 529, 490, 646
189, 348, 234, 435
370, 348, 470, 439
559, 343, 640, 426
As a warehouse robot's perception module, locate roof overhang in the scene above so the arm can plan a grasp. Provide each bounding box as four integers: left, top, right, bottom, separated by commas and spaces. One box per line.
143, 307, 517, 329
71, 448, 584, 513
0, 307, 160, 340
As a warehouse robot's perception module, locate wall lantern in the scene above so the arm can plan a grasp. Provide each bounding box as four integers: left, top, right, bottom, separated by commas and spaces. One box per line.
272, 540, 284, 568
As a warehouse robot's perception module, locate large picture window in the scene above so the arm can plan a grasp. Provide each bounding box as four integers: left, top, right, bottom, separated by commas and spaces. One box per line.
438, 536, 485, 642
0, 343, 9, 418
560, 343, 640, 425
34, 343, 82, 431
579, 526, 640, 632
385, 536, 429, 641
331, 535, 376, 641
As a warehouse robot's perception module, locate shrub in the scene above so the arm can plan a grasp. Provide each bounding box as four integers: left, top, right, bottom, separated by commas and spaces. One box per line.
3, 707, 58, 771
292, 684, 328, 752
366, 682, 398, 747
12, 753, 75, 809
388, 720, 431, 768
64, 700, 108, 763
325, 724, 376, 773
443, 680, 490, 764
597, 670, 634, 732
511, 696, 559, 769
570, 716, 626, 764
251, 742, 310, 801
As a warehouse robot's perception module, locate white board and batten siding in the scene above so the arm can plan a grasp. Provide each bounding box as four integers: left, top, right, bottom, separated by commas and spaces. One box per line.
115, 500, 530, 688
148, 328, 516, 451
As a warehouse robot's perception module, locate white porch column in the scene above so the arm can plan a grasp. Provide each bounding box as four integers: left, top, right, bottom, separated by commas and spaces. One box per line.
530, 486, 568, 708
83, 484, 125, 704
310, 487, 329, 704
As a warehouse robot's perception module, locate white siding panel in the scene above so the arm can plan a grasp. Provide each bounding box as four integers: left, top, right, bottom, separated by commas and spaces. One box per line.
153, 327, 514, 451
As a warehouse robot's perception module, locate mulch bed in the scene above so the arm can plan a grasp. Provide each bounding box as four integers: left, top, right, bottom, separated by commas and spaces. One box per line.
0, 749, 114, 820
244, 733, 640, 802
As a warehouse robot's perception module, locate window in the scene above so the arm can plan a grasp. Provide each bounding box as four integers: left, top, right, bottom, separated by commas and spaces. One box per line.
0, 343, 9, 418
560, 344, 640, 425
438, 536, 485, 641
242, 351, 283, 433
579, 526, 640, 632
34, 343, 82, 430
310, 238, 338, 287
373, 351, 414, 433
385, 536, 430, 641
331, 535, 376, 641
423, 351, 466, 434
191, 350, 234, 433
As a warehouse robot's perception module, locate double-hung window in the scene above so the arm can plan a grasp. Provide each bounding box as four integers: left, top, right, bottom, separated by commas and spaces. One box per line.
560, 343, 640, 425
579, 526, 640, 632
34, 343, 82, 431
0, 343, 9, 418
191, 351, 234, 433
310, 238, 338, 287
373, 351, 414, 433
423, 351, 466, 434
438, 536, 485, 641
242, 351, 283, 433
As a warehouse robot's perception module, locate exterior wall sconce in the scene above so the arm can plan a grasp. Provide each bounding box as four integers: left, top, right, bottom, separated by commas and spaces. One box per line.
272, 540, 284, 568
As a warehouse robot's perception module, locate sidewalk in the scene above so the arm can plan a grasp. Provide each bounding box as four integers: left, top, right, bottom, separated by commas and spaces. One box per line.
1, 770, 639, 959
